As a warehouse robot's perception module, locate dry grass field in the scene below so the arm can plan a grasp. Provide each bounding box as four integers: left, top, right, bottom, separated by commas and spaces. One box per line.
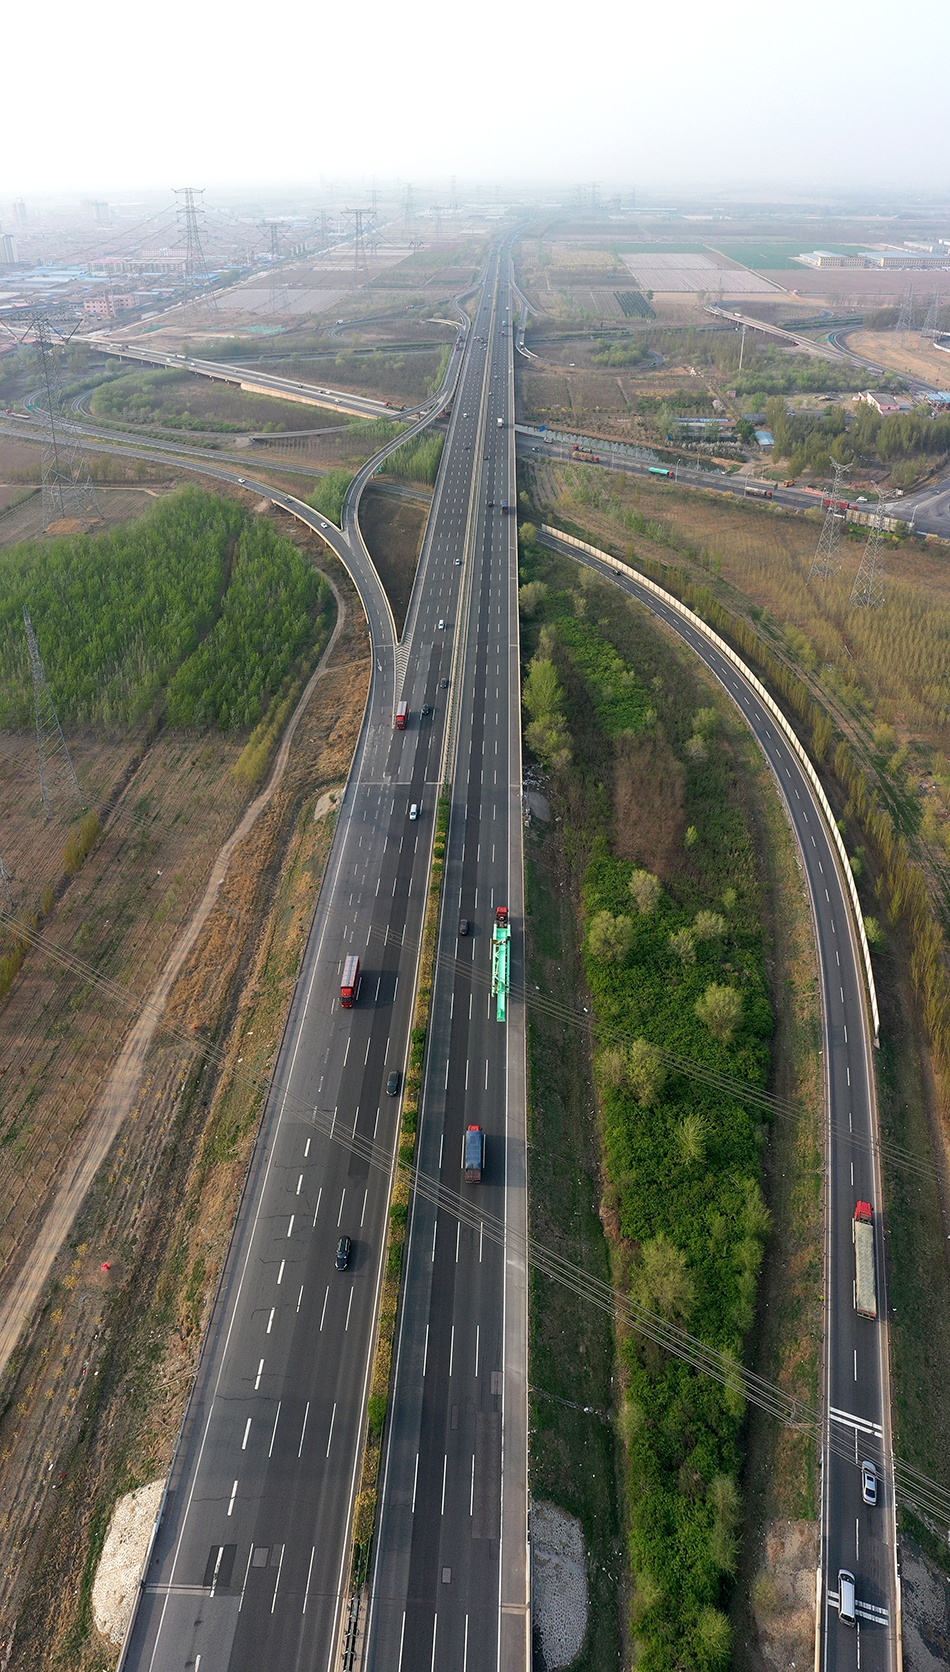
0, 526, 370, 1669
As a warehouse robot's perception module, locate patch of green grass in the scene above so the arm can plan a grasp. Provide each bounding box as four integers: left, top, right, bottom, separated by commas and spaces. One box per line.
526, 838, 624, 1672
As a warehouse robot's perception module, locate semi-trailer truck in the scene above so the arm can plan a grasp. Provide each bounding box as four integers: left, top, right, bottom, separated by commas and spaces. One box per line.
464, 1125, 484, 1183
340, 955, 360, 1008
491, 905, 511, 1022
854, 1201, 878, 1318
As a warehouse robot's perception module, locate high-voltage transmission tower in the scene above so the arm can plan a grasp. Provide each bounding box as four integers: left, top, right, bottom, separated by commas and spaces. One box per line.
895, 284, 916, 346
920, 287, 941, 342
403, 183, 415, 237
11, 311, 101, 531
23, 608, 82, 815
174, 187, 218, 313
261, 220, 286, 314
850, 499, 889, 610
345, 209, 367, 279
810, 463, 849, 579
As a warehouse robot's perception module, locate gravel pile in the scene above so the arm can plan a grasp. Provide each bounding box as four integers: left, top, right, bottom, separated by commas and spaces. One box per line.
531, 1499, 588, 1670
92, 1478, 164, 1648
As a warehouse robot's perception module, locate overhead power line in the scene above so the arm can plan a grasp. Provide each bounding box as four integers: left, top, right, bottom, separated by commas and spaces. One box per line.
2, 906, 950, 1530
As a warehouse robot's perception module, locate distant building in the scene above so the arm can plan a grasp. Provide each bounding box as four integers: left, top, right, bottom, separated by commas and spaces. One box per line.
83, 290, 138, 319
926, 391, 950, 405
862, 248, 949, 269
0, 232, 18, 265
754, 429, 774, 447
858, 391, 903, 417
795, 250, 865, 269
796, 246, 949, 272
12, 200, 27, 226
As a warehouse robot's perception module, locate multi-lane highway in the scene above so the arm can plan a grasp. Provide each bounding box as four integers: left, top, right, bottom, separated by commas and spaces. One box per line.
363, 262, 529, 1672
120, 245, 527, 1672
30, 227, 905, 1672
541, 529, 899, 1672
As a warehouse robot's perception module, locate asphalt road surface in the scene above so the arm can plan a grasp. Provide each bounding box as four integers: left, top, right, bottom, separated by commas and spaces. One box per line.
541, 530, 899, 1672
120, 247, 527, 1672
518, 432, 950, 540
363, 258, 529, 1672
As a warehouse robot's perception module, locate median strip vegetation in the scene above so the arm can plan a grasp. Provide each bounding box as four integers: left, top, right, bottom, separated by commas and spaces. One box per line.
351, 790, 450, 1587
521, 531, 784, 1668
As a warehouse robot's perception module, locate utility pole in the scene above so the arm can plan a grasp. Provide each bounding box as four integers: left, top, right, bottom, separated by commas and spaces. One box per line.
810, 463, 849, 579
23, 608, 82, 816
737, 322, 747, 373
0, 855, 13, 909
403, 183, 415, 239
174, 187, 218, 313
850, 498, 889, 610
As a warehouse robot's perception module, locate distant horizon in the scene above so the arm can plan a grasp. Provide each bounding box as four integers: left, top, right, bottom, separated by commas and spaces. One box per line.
6, 0, 949, 204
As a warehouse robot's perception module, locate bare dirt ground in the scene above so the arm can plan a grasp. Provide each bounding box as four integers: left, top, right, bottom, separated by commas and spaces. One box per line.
847, 330, 950, 386
0, 526, 370, 1668
901, 1536, 950, 1670
358, 482, 430, 632
0, 482, 174, 547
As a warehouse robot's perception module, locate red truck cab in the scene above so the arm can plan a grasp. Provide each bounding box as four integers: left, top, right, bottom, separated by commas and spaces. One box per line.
340, 955, 360, 1008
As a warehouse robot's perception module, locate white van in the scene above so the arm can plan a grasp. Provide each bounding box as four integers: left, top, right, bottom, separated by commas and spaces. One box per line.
838, 1569, 856, 1627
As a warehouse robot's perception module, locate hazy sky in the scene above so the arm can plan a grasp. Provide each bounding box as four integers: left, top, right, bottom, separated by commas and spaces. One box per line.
5, 0, 950, 200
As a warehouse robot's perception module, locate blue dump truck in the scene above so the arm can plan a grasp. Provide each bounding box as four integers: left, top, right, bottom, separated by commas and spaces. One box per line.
464, 1125, 485, 1183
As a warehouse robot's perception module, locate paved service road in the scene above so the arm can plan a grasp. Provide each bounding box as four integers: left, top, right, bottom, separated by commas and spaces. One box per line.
120, 250, 527, 1672
364, 256, 529, 1672
541, 531, 899, 1672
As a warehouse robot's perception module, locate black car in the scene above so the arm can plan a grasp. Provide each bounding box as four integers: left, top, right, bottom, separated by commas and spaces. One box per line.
440, 677, 449, 688
458, 918, 470, 937
421, 703, 432, 716
335, 1235, 352, 1271
386, 1070, 401, 1096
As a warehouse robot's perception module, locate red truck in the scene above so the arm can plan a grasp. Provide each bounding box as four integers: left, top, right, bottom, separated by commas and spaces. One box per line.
340, 955, 360, 1008
395, 701, 408, 730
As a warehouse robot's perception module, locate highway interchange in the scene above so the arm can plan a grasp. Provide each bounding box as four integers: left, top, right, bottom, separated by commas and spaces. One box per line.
0, 239, 913, 1672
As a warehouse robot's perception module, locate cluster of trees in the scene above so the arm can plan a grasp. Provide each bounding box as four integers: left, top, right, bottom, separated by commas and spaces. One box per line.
522, 648, 571, 770
519, 541, 773, 1668
733, 346, 872, 398
763, 393, 950, 477
383, 432, 444, 486
0, 489, 329, 732
164, 517, 330, 729
592, 337, 653, 368
308, 470, 352, 524
89, 368, 242, 433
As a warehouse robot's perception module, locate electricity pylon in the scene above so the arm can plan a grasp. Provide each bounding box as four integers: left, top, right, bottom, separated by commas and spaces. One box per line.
174, 187, 218, 313
23, 608, 82, 816
810, 463, 849, 579
850, 499, 889, 610
14, 311, 101, 531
